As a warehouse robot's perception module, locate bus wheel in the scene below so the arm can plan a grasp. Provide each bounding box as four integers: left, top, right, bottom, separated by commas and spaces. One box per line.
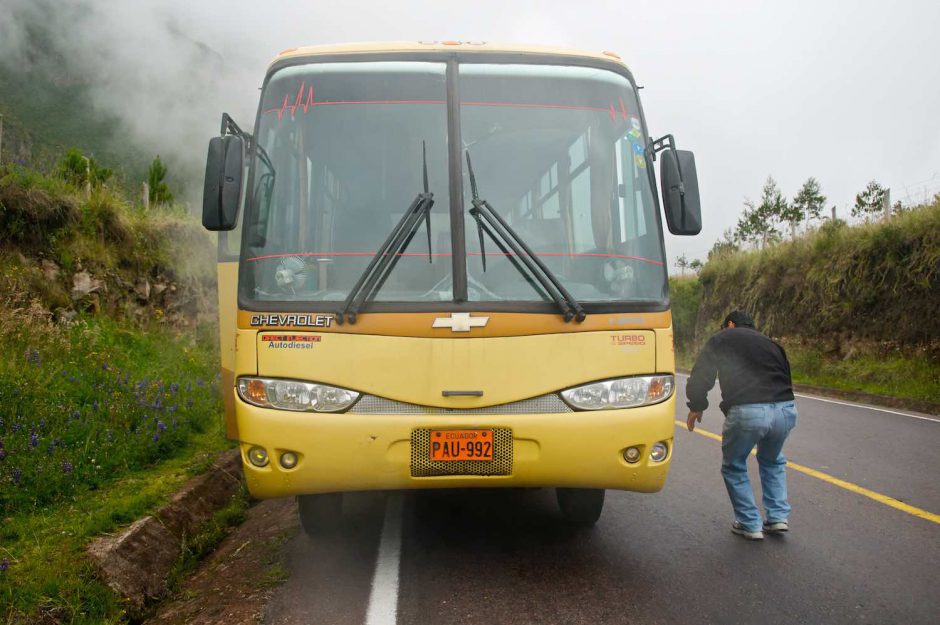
556, 488, 605, 526
298, 493, 343, 535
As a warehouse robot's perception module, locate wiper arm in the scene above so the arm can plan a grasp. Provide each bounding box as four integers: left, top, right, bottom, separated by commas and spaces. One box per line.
337, 142, 434, 325
465, 151, 586, 323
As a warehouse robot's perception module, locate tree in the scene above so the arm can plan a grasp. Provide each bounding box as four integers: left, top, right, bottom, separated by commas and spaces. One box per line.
852, 180, 886, 219
689, 258, 704, 272
791, 177, 826, 232
756, 176, 787, 245
676, 253, 689, 276
708, 228, 739, 260
58, 148, 112, 189
148, 155, 174, 205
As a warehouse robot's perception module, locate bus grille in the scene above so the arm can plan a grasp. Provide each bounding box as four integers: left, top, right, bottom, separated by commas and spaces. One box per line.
350, 394, 572, 415
410, 428, 513, 477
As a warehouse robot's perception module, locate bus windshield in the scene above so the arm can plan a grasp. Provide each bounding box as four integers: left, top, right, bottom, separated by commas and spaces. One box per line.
239, 60, 667, 308
240, 61, 452, 304
459, 64, 666, 303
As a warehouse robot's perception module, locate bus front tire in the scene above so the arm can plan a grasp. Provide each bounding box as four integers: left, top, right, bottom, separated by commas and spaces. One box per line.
298, 493, 343, 535
556, 488, 605, 526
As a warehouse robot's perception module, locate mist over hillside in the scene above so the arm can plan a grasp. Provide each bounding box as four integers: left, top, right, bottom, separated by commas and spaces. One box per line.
0, 0, 261, 203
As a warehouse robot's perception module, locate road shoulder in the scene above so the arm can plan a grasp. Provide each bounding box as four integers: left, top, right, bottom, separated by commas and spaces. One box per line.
144, 498, 297, 625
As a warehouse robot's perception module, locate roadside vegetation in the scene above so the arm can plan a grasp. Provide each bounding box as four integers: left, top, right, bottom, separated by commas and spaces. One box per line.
670, 198, 940, 407
0, 157, 231, 623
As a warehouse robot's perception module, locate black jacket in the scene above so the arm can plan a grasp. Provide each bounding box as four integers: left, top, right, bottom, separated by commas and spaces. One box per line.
686, 326, 794, 415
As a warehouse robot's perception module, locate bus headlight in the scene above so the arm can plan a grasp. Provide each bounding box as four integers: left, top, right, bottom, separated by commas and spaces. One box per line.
237, 377, 360, 413
560, 375, 674, 410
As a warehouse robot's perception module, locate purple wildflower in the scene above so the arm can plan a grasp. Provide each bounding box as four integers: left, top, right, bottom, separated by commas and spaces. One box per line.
71, 410, 81, 421
12, 423, 20, 434
25, 348, 41, 365
39, 418, 46, 429
0, 559, 8, 572
153, 399, 163, 410
170, 382, 179, 395
30, 431, 39, 448
12, 468, 21, 484
167, 405, 177, 414
157, 420, 167, 432
92, 400, 99, 411
102, 361, 109, 370
152, 432, 160, 443
62, 460, 73, 473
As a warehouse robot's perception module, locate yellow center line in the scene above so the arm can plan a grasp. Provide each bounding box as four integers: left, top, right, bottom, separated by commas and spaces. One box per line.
674, 420, 940, 526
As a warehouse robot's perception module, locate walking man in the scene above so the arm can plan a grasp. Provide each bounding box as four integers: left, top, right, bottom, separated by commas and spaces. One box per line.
686, 310, 798, 540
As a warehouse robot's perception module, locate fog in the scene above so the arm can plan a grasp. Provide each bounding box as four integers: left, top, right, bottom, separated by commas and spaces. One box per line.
2, 0, 938, 266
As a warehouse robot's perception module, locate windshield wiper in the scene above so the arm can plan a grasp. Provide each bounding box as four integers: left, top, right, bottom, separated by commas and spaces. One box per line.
465, 150, 586, 323
337, 142, 434, 325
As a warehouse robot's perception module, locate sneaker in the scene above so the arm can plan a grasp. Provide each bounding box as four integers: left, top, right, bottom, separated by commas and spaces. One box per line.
731, 521, 764, 540
763, 520, 789, 534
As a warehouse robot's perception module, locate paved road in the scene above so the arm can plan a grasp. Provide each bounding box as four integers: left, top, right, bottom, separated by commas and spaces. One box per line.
262, 379, 940, 625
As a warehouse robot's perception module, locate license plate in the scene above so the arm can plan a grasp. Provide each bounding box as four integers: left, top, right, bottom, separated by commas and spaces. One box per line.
429, 429, 493, 461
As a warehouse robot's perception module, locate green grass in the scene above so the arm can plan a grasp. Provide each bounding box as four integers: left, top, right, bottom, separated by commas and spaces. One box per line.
0, 313, 221, 513
677, 342, 938, 406
696, 201, 939, 346
0, 313, 230, 623
0, 134, 223, 622
784, 342, 939, 404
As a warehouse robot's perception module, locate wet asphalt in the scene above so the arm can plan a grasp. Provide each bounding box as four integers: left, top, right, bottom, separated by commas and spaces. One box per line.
262, 378, 940, 625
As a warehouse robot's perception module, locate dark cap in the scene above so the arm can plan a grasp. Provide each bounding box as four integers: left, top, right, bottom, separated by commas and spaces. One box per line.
722, 310, 755, 329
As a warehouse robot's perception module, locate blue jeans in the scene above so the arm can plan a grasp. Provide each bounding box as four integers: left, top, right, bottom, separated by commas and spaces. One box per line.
721, 401, 798, 532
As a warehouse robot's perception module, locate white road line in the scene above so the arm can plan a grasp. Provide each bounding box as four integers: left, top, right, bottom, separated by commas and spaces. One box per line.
674, 372, 938, 423
791, 393, 940, 423
365, 493, 404, 625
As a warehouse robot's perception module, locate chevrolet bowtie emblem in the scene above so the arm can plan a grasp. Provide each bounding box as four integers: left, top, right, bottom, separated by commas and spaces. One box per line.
432, 313, 489, 332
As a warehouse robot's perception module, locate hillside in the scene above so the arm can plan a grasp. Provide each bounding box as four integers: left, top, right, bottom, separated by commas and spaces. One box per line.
0, 161, 228, 623
670, 201, 940, 406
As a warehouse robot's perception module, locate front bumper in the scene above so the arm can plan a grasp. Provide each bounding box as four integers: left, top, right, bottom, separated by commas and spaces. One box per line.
236, 395, 675, 498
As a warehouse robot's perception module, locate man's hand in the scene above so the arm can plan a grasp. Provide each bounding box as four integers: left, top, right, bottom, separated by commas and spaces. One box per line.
686, 411, 703, 432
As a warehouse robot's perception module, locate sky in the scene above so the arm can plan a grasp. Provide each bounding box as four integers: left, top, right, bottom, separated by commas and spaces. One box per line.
2, 0, 939, 269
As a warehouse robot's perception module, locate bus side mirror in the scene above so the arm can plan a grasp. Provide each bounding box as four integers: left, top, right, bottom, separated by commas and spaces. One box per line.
660, 149, 702, 236
202, 134, 244, 231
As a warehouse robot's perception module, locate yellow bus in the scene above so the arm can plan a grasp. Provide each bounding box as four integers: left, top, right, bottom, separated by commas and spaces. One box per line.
202, 41, 702, 532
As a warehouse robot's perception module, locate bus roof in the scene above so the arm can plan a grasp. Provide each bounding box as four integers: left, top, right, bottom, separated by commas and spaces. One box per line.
272, 41, 629, 69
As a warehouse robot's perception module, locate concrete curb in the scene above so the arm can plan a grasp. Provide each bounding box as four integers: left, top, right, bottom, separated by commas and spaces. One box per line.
86, 449, 243, 617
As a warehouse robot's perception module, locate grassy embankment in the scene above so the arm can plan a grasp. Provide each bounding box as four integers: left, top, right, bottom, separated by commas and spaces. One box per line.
670, 201, 940, 406
0, 163, 239, 623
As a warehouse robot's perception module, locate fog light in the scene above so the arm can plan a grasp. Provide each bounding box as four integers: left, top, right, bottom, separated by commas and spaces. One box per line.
650, 442, 668, 463
279, 451, 298, 469
623, 446, 641, 463
247, 446, 269, 467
